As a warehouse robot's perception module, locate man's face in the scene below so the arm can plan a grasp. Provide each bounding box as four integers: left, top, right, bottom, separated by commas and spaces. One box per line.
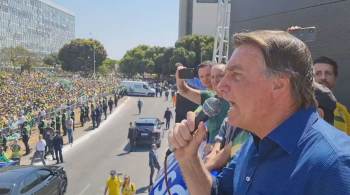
314, 63, 337, 90
211, 66, 225, 96
198, 66, 212, 89
218, 44, 275, 131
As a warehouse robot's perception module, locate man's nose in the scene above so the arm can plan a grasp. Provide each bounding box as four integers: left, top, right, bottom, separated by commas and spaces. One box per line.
320, 72, 327, 79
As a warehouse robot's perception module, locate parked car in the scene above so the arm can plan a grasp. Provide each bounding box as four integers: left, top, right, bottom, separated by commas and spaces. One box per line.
120, 80, 156, 97
128, 117, 163, 148
0, 165, 67, 195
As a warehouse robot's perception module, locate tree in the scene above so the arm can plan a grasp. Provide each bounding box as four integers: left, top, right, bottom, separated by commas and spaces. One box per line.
58, 39, 107, 72
117, 34, 214, 77
175, 34, 214, 66
43, 53, 60, 66
170, 47, 196, 69
98, 58, 118, 76
118, 45, 151, 77
0, 46, 40, 68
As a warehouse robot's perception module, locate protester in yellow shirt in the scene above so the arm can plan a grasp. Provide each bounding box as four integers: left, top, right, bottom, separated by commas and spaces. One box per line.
104, 170, 122, 195
314, 56, 350, 134
121, 175, 136, 195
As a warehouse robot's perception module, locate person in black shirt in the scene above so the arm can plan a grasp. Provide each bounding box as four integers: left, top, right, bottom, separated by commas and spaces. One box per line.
55, 113, 61, 134
103, 99, 108, 120
80, 107, 85, 127
61, 112, 67, 136
163, 107, 173, 130
52, 131, 63, 164
114, 94, 119, 107
108, 97, 114, 114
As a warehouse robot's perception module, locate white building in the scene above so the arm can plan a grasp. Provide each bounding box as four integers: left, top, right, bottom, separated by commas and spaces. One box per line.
0, 0, 75, 55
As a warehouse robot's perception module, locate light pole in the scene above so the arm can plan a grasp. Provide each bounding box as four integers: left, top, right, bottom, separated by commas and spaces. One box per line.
89, 32, 96, 79
93, 45, 96, 79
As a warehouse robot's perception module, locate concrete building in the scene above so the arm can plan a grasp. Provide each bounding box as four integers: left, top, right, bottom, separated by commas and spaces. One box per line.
229, 0, 350, 107
179, 0, 222, 39
0, 0, 75, 55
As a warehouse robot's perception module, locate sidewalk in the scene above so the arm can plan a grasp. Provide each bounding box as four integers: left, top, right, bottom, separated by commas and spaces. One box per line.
7, 96, 128, 166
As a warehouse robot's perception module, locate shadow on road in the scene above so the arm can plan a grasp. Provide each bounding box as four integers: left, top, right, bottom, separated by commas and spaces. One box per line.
119, 141, 152, 153
136, 185, 149, 194
84, 126, 95, 132
116, 143, 131, 156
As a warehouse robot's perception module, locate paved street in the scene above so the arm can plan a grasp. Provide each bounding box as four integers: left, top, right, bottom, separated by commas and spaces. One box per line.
61, 96, 174, 195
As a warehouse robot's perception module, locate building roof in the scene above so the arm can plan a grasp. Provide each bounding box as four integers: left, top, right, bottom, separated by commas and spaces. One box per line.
39, 0, 75, 16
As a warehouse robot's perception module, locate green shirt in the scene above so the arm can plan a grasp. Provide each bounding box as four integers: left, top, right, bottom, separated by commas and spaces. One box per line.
0, 152, 10, 162
11, 144, 21, 158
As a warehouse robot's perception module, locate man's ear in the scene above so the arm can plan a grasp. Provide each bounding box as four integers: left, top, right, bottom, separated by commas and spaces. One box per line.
272, 74, 289, 91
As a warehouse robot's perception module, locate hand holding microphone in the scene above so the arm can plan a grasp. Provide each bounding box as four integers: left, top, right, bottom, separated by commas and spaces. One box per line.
168, 97, 222, 158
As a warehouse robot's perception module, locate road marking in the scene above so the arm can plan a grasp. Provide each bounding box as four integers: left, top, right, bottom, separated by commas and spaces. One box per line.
78, 183, 90, 195
62, 97, 130, 154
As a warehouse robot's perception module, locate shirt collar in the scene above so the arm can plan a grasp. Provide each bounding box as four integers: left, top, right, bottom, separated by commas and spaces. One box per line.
267, 107, 318, 154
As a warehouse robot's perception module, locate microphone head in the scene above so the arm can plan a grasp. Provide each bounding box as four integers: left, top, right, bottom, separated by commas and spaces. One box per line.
202, 97, 222, 117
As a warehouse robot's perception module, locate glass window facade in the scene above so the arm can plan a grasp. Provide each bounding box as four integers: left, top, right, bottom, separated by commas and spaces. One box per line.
0, 0, 75, 55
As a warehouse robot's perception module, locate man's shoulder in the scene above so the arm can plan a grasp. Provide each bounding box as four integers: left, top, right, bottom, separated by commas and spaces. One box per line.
303, 118, 350, 164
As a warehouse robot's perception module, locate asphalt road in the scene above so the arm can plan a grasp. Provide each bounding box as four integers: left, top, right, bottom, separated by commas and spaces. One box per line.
62, 96, 173, 195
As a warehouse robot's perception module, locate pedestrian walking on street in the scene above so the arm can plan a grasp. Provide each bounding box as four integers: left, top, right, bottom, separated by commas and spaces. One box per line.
70, 110, 75, 131
61, 112, 67, 136
96, 103, 103, 127
137, 99, 143, 115
114, 94, 119, 107
164, 89, 169, 101
80, 106, 85, 127
66, 117, 74, 146
52, 131, 64, 164
103, 99, 108, 120
104, 170, 122, 195
31, 135, 46, 165
20, 122, 30, 155
91, 104, 97, 129
148, 144, 160, 188
84, 104, 90, 122
163, 107, 173, 130
121, 175, 136, 195
38, 118, 46, 135
44, 126, 55, 160
55, 114, 61, 134
108, 97, 114, 114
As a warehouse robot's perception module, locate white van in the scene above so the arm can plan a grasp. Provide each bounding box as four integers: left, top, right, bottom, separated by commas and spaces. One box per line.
120, 80, 156, 97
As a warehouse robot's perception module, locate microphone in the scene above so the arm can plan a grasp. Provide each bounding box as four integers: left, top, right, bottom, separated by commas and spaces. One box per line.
162, 97, 223, 195
193, 97, 222, 132
168, 97, 222, 153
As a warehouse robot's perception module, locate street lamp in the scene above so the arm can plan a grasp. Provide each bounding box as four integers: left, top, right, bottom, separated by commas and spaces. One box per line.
92, 45, 96, 79
89, 32, 96, 79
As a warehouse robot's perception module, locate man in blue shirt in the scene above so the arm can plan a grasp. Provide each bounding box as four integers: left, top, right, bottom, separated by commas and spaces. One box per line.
168, 30, 350, 195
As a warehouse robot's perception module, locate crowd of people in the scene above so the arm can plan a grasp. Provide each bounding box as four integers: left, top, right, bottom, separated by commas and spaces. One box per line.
0, 71, 118, 130
0, 70, 121, 166
166, 30, 350, 194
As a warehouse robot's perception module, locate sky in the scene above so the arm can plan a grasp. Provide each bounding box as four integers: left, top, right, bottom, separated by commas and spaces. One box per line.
55, 0, 179, 60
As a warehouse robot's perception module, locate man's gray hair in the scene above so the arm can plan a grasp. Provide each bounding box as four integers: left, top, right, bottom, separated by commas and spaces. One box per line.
233, 30, 316, 108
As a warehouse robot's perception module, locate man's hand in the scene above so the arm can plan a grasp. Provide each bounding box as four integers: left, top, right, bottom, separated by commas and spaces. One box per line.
168, 111, 207, 162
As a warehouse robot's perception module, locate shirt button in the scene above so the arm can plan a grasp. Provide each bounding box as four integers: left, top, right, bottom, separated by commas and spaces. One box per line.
245, 176, 251, 182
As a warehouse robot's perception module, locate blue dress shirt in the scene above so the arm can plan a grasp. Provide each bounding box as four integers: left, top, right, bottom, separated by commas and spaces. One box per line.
212, 107, 350, 195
